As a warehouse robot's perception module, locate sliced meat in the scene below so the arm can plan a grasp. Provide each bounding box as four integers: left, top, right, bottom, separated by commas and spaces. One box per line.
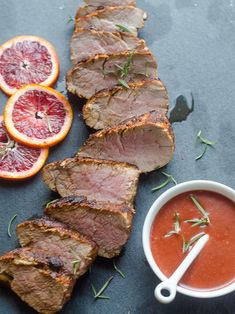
77, 0, 136, 17
70, 29, 147, 65
66, 51, 157, 99
45, 196, 134, 258
83, 79, 168, 130
77, 111, 175, 173
0, 248, 75, 314
42, 157, 140, 206
75, 6, 146, 36
16, 217, 97, 278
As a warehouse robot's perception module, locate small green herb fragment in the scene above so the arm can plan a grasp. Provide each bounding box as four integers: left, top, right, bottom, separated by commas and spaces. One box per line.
113, 260, 125, 278
118, 79, 130, 89
190, 194, 210, 223
196, 130, 216, 160
164, 212, 180, 238
182, 233, 205, 253
67, 15, 74, 24
7, 214, 18, 238
72, 260, 81, 275
152, 172, 177, 192
115, 24, 131, 33
91, 276, 113, 300
43, 199, 59, 208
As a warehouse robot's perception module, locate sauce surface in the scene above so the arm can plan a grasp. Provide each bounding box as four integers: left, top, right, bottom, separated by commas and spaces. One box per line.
150, 190, 235, 290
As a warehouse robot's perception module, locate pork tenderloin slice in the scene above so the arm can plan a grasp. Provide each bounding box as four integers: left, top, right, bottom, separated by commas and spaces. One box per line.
77, 111, 175, 173
75, 6, 146, 36
77, 0, 136, 17
0, 248, 75, 314
45, 197, 135, 258
66, 51, 157, 99
42, 158, 140, 206
83, 79, 168, 129
70, 29, 147, 65
16, 217, 97, 278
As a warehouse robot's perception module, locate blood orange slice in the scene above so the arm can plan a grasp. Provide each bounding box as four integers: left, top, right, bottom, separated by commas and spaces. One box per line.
0, 35, 59, 95
0, 116, 48, 180
4, 85, 73, 148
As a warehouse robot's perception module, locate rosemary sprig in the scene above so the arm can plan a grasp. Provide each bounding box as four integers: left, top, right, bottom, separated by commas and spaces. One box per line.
46, 116, 52, 133
195, 145, 207, 160
196, 130, 216, 160
118, 53, 133, 78
92, 276, 113, 300
197, 130, 216, 146
190, 194, 210, 223
71, 260, 81, 275
152, 172, 177, 192
7, 214, 18, 238
115, 24, 131, 33
182, 232, 205, 253
164, 212, 180, 238
113, 260, 125, 278
118, 79, 130, 89
184, 217, 209, 228
67, 15, 74, 24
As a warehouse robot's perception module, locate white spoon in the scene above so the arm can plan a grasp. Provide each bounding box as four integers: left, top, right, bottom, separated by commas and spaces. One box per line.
155, 233, 209, 304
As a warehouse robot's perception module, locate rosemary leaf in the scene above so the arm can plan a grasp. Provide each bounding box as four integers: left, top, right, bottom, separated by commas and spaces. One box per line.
197, 130, 216, 146
164, 212, 181, 238
118, 79, 130, 89
67, 15, 74, 24
119, 52, 134, 78
71, 260, 81, 275
115, 24, 131, 33
152, 172, 177, 192
7, 214, 18, 238
195, 144, 207, 160
43, 199, 59, 208
190, 195, 210, 223
113, 260, 125, 278
91, 284, 97, 296
46, 116, 52, 133
182, 233, 205, 253
92, 277, 113, 299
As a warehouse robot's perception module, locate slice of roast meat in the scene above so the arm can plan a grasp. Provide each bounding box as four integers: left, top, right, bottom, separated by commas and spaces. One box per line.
16, 217, 97, 278
77, 111, 175, 173
83, 79, 168, 130
75, 6, 146, 36
45, 197, 134, 258
76, 0, 136, 17
70, 29, 147, 65
42, 157, 140, 206
66, 51, 157, 99
0, 248, 75, 314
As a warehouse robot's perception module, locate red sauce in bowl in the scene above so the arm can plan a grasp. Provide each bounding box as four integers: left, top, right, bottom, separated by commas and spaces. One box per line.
150, 190, 235, 291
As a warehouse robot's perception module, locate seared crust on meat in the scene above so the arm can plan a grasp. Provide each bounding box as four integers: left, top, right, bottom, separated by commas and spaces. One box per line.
45, 197, 135, 258
66, 50, 157, 99
70, 29, 147, 64
77, 111, 175, 173
75, 6, 146, 36
83, 79, 168, 129
0, 248, 75, 314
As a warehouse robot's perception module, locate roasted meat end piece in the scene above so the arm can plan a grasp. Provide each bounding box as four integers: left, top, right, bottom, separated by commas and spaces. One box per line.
83, 79, 168, 130
75, 6, 146, 36
16, 217, 97, 278
0, 248, 75, 314
70, 29, 147, 65
66, 51, 157, 99
76, 0, 136, 17
42, 158, 140, 206
45, 197, 135, 258
77, 111, 175, 173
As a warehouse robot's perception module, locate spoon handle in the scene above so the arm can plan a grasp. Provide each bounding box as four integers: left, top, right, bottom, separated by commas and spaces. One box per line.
155, 234, 209, 304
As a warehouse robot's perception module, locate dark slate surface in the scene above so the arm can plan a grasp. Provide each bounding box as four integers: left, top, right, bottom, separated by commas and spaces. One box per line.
0, 0, 234, 313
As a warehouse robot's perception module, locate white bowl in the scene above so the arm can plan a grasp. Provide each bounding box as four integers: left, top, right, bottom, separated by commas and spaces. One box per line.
142, 180, 235, 299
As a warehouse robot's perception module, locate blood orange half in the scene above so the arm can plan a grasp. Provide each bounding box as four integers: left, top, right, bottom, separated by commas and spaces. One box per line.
0, 116, 48, 180
4, 85, 73, 148
0, 35, 59, 95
